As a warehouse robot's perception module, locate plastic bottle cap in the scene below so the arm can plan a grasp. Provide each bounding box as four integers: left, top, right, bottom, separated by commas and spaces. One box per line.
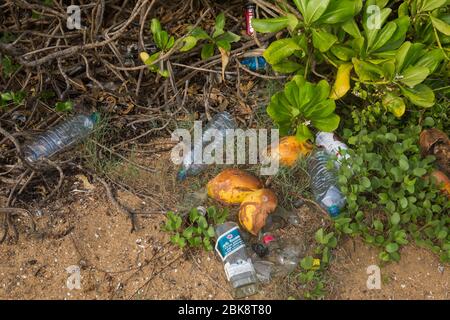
327, 205, 340, 217
90, 112, 100, 124
262, 234, 275, 245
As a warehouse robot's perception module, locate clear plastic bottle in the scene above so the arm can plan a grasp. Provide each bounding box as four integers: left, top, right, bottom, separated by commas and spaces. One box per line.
177, 112, 237, 180
315, 131, 350, 168
307, 149, 346, 217
215, 222, 258, 298
251, 234, 306, 282
262, 206, 300, 233
23, 113, 99, 163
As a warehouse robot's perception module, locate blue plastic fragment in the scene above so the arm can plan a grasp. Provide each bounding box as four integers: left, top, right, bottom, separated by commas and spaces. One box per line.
240, 56, 267, 71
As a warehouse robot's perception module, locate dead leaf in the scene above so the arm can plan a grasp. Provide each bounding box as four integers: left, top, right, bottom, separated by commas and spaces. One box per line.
218, 47, 229, 82
76, 174, 96, 190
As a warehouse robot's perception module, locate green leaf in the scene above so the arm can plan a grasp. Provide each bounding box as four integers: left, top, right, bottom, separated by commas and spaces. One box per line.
300, 256, 314, 270
216, 31, 241, 43
385, 242, 399, 253
206, 226, 215, 238
216, 39, 231, 51
369, 21, 397, 52
189, 208, 200, 223
55, 101, 73, 112
263, 38, 301, 65
311, 29, 337, 52
330, 45, 356, 61
1, 92, 13, 101
430, 16, 450, 36
180, 36, 198, 52
271, 60, 303, 73
390, 212, 401, 226
197, 215, 208, 229
395, 41, 411, 73
360, 176, 371, 189
400, 66, 430, 88
201, 43, 215, 60
312, 114, 340, 132
352, 58, 384, 82
373, 220, 384, 232
382, 92, 405, 118
342, 19, 362, 38
305, 0, 330, 25
413, 168, 427, 177
213, 12, 225, 38
252, 14, 298, 33
315, 228, 325, 244
190, 27, 210, 40
420, 0, 447, 12
375, 16, 410, 52
399, 157, 409, 171
400, 84, 435, 108
317, 0, 361, 24
182, 226, 195, 239
415, 49, 445, 74
296, 123, 314, 142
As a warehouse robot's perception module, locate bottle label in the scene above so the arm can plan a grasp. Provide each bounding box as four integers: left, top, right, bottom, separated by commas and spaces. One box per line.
224, 259, 255, 281
215, 226, 245, 261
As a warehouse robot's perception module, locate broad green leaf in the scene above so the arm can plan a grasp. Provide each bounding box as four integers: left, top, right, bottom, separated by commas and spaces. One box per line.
400, 84, 435, 108
271, 60, 303, 73
300, 256, 314, 270
385, 242, 399, 253
413, 168, 427, 177
201, 43, 215, 60
252, 16, 293, 33
216, 39, 231, 51
296, 123, 314, 142
382, 92, 405, 118
263, 38, 301, 65
369, 21, 397, 52
216, 31, 241, 43
151, 19, 162, 48
190, 27, 210, 40
305, 0, 330, 25
293, 0, 308, 17
352, 58, 384, 81
317, 0, 361, 24
311, 29, 337, 52
430, 16, 450, 36
342, 19, 362, 38
311, 114, 340, 132
391, 212, 401, 225
420, 0, 447, 12
415, 49, 445, 73
375, 16, 410, 52
213, 12, 225, 38
364, 8, 392, 50
395, 41, 411, 72
400, 66, 430, 88
330, 45, 356, 61
180, 36, 198, 52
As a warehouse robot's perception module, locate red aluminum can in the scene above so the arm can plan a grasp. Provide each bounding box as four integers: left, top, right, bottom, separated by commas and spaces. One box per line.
244, 3, 256, 36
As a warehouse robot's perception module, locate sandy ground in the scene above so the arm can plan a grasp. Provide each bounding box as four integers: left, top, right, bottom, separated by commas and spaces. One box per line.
0, 148, 448, 300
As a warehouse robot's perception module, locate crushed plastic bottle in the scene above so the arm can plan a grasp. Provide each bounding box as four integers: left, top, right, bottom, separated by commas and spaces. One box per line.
251, 234, 306, 283
177, 112, 237, 180
262, 206, 300, 233
23, 113, 99, 163
315, 132, 350, 168
240, 56, 267, 71
307, 149, 346, 217
215, 222, 258, 298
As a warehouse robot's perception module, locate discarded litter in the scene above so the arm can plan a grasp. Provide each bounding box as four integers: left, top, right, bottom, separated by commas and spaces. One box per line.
268, 135, 312, 167
315, 132, 350, 168
177, 112, 237, 180
23, 113, 99, 163
239, 188, 278, 235
215, 221, 259, 298
250, 233, 306, 283
244, 2, 256, 36
207, 168, 262, 204
307, 149, 346, 217
262, 206, 300, 233
240, 56, 267, 71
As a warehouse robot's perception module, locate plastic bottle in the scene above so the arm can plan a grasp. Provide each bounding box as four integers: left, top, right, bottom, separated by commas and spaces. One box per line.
240, 56, 267, 71
177, 112, 237, 180
315, 132, 350, 168
250, 234, 306, 282
307, 149, 346, 217
262, 206, 300, 233
215, 222, 258, 298
23, 113, 99, 163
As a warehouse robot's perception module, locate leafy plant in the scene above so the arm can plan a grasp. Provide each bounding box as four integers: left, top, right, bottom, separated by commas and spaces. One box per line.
0, 91, 25, 108
1, 56, 20, 78
163, 206, 228, 251
182, 12, 241, 59
296, 228, 338, 299
267, 75, 340, 141
336, 124, 449, 263
55, 100, 73, 112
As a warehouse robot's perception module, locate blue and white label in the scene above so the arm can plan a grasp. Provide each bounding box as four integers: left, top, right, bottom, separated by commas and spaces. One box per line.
215, 226, 245, 261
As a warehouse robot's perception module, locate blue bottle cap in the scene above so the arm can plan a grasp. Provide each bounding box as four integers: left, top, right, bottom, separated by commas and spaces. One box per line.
90, 112, 100, 124
177, 169, 187, 181
327, 205, 340, 217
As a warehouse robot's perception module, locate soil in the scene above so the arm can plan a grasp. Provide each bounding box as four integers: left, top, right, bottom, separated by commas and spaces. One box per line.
0, 145, 448, 300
